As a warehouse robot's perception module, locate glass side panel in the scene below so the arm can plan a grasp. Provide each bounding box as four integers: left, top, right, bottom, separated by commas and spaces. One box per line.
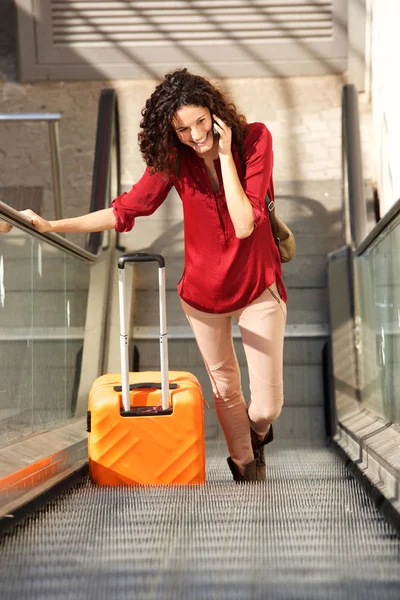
0, 230, 90, 444
355, 214, 400, 424
64, 252, 89, 418
0, 230, 34, 444
327, 248, 359, 418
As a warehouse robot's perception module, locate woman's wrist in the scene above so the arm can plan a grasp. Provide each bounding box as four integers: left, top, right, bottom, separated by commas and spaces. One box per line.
219, 152, 234, 164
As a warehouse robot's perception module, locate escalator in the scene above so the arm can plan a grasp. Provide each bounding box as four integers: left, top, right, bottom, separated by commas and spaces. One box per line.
0, 87, 399, 599
1, 440, 399, 599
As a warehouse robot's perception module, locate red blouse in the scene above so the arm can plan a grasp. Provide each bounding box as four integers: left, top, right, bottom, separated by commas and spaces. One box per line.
112, 122, 287, 313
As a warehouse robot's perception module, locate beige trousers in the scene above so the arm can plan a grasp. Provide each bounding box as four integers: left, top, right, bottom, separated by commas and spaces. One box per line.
180, 283, 287, 471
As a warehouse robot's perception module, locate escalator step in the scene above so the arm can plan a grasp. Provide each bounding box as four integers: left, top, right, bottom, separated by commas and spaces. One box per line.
1, 437, 399, 599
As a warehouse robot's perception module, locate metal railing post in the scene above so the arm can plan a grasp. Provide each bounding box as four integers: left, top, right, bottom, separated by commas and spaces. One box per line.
48, 119, 64, 221
0, 113, 63, 221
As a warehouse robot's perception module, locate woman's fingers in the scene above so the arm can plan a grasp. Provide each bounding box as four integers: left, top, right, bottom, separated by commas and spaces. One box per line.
0, 220, 12, 233
20, 209, 36, 220
212, 114, 226, 132
19, 209, 36, 226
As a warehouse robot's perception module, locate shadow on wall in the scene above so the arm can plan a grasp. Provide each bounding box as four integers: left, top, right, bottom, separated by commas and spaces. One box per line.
134, 191, 344, 263
14, 0, 354, 80
11, 0, 353, 188
0, 1, 367, 246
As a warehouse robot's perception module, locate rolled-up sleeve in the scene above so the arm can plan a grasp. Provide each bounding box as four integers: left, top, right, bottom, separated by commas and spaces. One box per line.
242, 123, 273, 229
111, 167, 174, 232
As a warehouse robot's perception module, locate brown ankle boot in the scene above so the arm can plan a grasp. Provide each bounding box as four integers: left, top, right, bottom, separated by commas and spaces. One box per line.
250, 425, 274, 481
227, 453, 260, 482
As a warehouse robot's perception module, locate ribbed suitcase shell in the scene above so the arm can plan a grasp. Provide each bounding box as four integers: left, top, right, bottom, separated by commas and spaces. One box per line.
88, 370, 206, 486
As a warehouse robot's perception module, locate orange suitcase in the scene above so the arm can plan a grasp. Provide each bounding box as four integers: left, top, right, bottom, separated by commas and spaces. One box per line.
87, 253, 206, 486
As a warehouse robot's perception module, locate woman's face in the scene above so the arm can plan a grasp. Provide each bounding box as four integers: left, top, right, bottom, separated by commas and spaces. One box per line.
172, 105, 214, 155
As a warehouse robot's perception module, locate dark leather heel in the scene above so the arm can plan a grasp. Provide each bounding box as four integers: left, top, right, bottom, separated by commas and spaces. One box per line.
227, 453, 260, 482
250, 425, 274, 481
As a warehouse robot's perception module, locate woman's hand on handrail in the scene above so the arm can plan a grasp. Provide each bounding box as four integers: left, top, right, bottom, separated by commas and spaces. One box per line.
20, 209, 53, 233
0, 207, 116, 234
0, 209, 52, 234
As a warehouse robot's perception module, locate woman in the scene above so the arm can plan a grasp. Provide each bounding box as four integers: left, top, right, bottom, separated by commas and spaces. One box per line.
0, 69, 287, 482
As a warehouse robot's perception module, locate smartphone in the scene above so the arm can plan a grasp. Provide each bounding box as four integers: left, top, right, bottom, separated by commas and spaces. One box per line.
212, 118, 220, 139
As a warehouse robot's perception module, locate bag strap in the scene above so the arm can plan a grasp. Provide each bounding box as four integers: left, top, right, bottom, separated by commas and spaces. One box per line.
237, 142, 280, 246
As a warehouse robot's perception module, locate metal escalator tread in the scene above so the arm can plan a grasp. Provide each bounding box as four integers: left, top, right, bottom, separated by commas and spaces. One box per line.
1, 433, 400, 599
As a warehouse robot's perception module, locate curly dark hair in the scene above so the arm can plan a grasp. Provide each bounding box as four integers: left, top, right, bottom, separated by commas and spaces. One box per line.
138, 68, 247, 176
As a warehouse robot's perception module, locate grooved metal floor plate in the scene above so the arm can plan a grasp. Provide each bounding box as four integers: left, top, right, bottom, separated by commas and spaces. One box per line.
1, 430, 399, 600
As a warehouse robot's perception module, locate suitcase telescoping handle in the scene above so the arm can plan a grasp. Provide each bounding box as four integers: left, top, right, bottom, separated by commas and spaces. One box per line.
118, 253, 170, 412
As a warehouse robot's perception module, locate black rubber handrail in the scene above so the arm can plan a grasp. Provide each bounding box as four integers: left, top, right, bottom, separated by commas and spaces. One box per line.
86, 88, 121, 254
356, 196, 400, 256
342, 84, 368, 247
0, 200, 96, 263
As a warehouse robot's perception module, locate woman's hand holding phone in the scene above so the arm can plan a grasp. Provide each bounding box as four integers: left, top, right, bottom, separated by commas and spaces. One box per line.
212, 114, 232, 158
212, 119, 220, 139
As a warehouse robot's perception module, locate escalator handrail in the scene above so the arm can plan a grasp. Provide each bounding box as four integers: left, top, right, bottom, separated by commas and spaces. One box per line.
355, 196, 400, 256
0, 200, 96, 263
342, 84, 368, 247
85, 88, 120, 255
